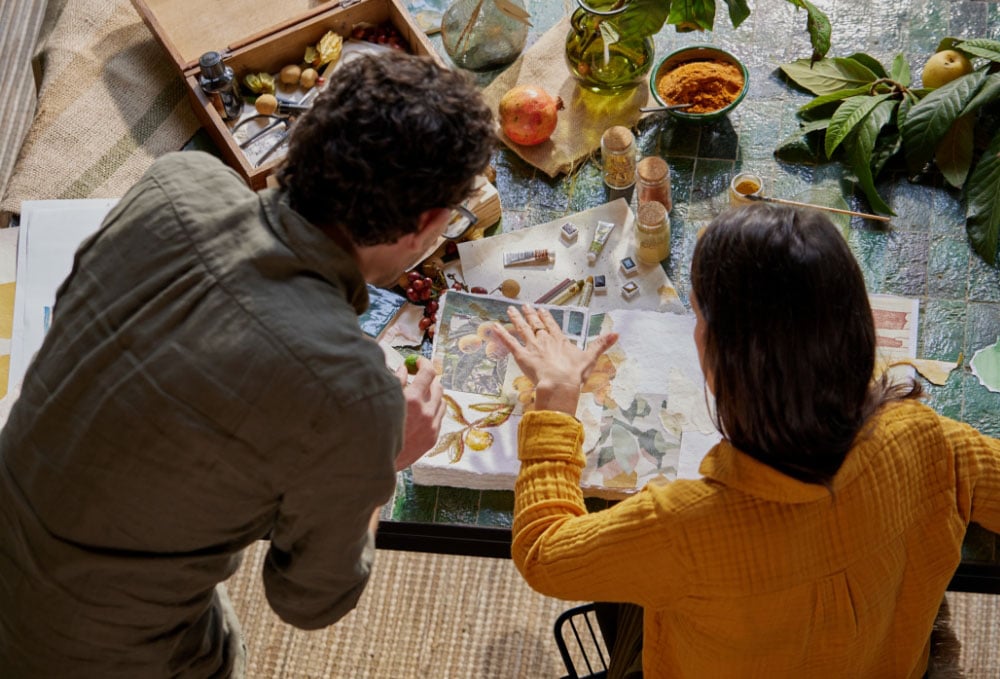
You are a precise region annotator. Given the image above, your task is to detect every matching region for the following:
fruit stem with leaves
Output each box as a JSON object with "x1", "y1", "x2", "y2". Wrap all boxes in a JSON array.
[{"x1": 776, "y1": 38, "x2": 1000, "y2": 265}]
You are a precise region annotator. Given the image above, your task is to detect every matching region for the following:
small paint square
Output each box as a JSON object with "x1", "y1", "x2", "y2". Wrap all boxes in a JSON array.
[
  {"x1": 621, "y1": 281, "x2": 640, "y2": 299},
  {"x1": 593, "y1": 274, "x2": 607, "y2": 294},
  {"x1": 619, "y1": 256, "x2": 638, "y2": 277},
  {"x1": 560, "y1": 222, "x2": 579, "y2": 244}
]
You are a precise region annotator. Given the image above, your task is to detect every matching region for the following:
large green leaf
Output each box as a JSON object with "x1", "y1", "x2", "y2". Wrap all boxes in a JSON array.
[
  {"x1": 798, "y1": 85, "x2": 870, "y2": 113},
  {"x1": 720, "y1": 0, "x2": 750, "y2": 28},
  {"x1": 846, "y1": 98, "x2": 898, "y2": 215},
  {"x1": 781, "y1": 57, "x2": 878, "y2": 95},
  {"x1": 890, "y1": 53, "x2": 911, "y2": 87},
  {"x1": 961, "y1": 73, "x2": 1000, "y2": 116},
  {"x1": 900, "y1": 69, "x2": 988, "y2": 174},
  {"x1": 617, "y1": 0, "x2": 671, "y2": 39},
  {"x1": 935, "y1": 113, "x2": 976, "y2": 188},
  {"x1": 956, "y1": 39, "x2": 1000, "y2": 63},
  {"x1": 848, "y1": 52, "x2": 888, "y2": 79},
  {"x1": 872, "y1": 129, "x2": 902, "y2": 178},
  {"x1": 667, "y1": 0, "x2": 715, "y2": 31},
  {"x1": 825, "y1": 93, "x2": 892, "y2": 158},
  {"x1": 965, "y1": 129, "x2": 1000, "y2": 265}
]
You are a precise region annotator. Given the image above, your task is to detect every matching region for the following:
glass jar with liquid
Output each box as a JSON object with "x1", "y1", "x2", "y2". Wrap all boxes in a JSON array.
[{"x1": 635, "y1": 200, "x2": 670, "y2": 265}]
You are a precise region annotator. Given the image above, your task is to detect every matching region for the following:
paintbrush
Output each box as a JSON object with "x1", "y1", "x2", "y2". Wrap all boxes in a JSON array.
[{"x1": 745, "y1": 194, "x2": 891, "y2": 223}]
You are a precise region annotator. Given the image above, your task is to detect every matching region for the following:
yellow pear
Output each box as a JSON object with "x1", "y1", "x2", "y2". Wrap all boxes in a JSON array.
[{"x1": 921, "y1": 49, "x2": 973, "y2": 88}]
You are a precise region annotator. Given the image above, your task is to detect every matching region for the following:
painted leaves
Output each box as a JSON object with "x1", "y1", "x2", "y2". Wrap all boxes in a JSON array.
[
  {"x1": 777, "y1": 38, "x2": 1000, "y2": 265},
  {"x1": 427, "y1": 395, "x2": 515, "y2": 463}
]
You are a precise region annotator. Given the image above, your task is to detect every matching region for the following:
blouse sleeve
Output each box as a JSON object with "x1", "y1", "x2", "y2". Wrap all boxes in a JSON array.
[
  {"x1": 945, "y1": 415, "x2": 1000, "y2": 532},
  {"x1": 512, "y1": 410, "x2": 688, "y2": 608}
]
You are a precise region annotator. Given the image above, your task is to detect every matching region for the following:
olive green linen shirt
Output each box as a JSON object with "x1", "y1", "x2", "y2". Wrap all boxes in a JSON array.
[
  {"x1": 514, "y1": 401, "x2": 1000, "y2": 678},
  {"x1": 0, "y1": 152, "x2": 404, "y2": 677}
]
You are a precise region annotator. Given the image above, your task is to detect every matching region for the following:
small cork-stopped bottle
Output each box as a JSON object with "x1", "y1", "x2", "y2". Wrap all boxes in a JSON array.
[
  {"x1": 636, "y1": 156, "x2": 672, "y2": 211},
  {"x1": 634, "y1": 200, "x2": 671, "y2": 265},
  {"x1": 601, "y1": 126, "x2": 636, "y2": 202}
]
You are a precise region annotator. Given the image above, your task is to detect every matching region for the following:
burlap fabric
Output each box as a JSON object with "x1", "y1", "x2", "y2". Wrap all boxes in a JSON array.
[
  {"x1": 481, "y1": 15, "x2": 650, "y2": 178},
  {"x1": 0, "y1": 0, "x2": 199, "y2": 215}
]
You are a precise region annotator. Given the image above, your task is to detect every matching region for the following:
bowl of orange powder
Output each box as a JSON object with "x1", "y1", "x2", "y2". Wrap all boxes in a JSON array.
[{"x1": 649, "y1": 45, "x2": 749, "y2": 122}]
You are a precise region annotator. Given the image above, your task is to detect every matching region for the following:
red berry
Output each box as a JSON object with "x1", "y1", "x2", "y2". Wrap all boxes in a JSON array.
[
  {"x1": 408, "y1": 271, "x2": 422, "y2": 283},
  {"x1": 426, "y1": 300, "x2": 439, "y2": 313},
  {"x1": 406, "y1": 287, "x2": 419, "y2": 303},
  {"x1": 471, "y1": 286, "x2": 488, "y2": 294},
  {"x1": 419, "y1": 317, "x2": 433, "y2": 331},
  {"x1": 452, "y1": 283, "x2": 465, "y2": 291},
  {"x1": 412, "y1": 279, "x2": 425, "y2": 291}
]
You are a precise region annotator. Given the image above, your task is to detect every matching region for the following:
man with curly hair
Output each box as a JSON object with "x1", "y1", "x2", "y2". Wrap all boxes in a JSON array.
[{"x1": 0, "y1": 51, "x2": 496, "y2": 677}]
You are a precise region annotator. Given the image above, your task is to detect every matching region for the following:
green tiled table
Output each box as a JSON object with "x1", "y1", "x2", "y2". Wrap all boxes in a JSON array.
[{"x1": 377, "y1": 0, "x2": 1000, "y2": 593}]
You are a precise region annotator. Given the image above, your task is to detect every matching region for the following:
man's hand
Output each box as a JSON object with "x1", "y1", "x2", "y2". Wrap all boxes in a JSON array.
[{"x1": 393, "y1": 356, "x2": 445, "y2": 471}]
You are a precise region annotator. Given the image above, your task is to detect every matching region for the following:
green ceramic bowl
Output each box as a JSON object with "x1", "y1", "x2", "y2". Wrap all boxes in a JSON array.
[{"x1": 649, "y1": 45, "x2": 749, "y2": 122}]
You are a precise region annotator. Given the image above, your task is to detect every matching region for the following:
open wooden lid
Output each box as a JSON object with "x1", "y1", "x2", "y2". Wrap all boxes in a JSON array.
[{"x1": 130, "y1": 0, "x2": 351, "y2": 73}]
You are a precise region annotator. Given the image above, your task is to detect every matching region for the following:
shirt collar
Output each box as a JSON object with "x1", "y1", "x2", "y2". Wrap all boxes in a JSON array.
[
  {"x1": 699, "y1": 439, "x2": 834, "y2": 503},
  {"x1": 259, "y1": 188, "x2": 370, "y2": 314}
]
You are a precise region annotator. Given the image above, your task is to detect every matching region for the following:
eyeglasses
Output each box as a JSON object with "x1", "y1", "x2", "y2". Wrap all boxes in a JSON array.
[{"x1": 442, "y1": 204, "x2": 479, "y2": 240}]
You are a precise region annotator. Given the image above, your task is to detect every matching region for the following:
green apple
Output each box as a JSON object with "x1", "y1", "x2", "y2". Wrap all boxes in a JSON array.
[{"x1": 921, "y1": 49, "x2": 973, "y2": 89}]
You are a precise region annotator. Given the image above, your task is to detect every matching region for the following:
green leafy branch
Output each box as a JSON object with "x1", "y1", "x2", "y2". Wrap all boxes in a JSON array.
[
  {"x1": 590, "y1": 0, "x2": 831, "y2": 60},
  {"x1": 776, "y1": 38, "x2": 1000, "y2": 265}
]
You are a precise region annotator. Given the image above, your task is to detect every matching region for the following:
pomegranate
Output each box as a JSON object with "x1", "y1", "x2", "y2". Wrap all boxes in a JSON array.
[{"x1": 498, "y1": 85, "x2": 564, "y2": 146}]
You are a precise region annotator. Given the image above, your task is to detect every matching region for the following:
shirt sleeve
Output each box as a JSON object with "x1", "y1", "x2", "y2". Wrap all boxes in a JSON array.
[
  {"x1": 261, "y1": 390, "x2": 402, "y2": 630},
  {"x1": 512, "y1": 410, "x2": 687, "y2": 608},
  {"x1": 945, "y1": 415, "x2": 1000, "y2": 533}
]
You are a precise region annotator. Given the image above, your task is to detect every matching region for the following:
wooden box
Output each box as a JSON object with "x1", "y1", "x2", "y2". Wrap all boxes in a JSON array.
[{"x1": 131, "y1": 0, "x2": 442, "y2": 190}]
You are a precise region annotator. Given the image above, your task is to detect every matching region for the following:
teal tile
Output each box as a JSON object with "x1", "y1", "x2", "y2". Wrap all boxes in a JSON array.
[
  {"x1": 738, "y1": 100, "x2": 788, "y2": 162},
  {"x1": 968, "y1": 252, "x2": 1000, "y2": 303},
  {"x1": 567, "y1": 160, "x2": 607, "y2": 213},
  {"x1": 391, "y1": 470, "x2": 439, "y2": 522},
  {"x1": 434, "y1": 486, "x2": 482, "y2": 525},
  {"x1": 689, "y1": 158, "x2": 736, "y2": 222},
  {"x1": 847, "y1": 227, "x2": 890, "y2": 292},
  {"x1": 889, "y1": 180, "x2": 933, "y2": 233},
  {"x1": 477, "y1": 490, "x2": 515, "y2": 528},
  {"x1": 966, "y1": 302, "x2": 1000, "y2": 351},
  {"x1": 930, "y1": 185, "x2": 967, "y2": 238},
  {"x1": 920, "y1": 298, "x2": 967, "y2": 360},
  {"x1": 881, "y1": 231, "x2": 929, "y2": 297},
  {"x1": 926, "y1": 237, "x2": 970, "y2": 299},
  {"x1": 964, "y1": 377, "x2": 1000, "y2": 438},
  {"x1": 923, "y1": 370, "x2": 964, "y2": 421},
  {"x1": 697, "y1": 117, "x2": 740, "y2": 161}
]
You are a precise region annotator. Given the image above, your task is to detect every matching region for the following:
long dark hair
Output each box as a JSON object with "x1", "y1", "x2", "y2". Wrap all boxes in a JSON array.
[{"x1": 691, "y1": 203, "x2": 921, "y2": 485}]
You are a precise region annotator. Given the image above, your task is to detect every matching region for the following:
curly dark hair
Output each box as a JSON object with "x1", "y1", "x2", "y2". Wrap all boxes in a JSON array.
[
  {"x1": 278, "y1": 51, "x2": 497, "y2": 246},
  {"x1": 691, "y1": 203, "x2": 921, "y2": 486}
]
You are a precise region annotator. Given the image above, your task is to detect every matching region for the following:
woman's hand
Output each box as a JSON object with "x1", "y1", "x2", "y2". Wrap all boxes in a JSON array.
[{"x1": 492, "y1": 304, "x2": 618, "y2": 415}]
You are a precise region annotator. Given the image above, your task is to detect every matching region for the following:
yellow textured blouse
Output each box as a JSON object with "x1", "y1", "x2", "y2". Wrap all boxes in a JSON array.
[{"x1": 512, "y1": 400, "x2": 1000, "y2": 678}]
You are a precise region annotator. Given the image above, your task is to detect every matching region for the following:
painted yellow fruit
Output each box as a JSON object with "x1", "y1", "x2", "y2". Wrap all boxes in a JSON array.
[
  {"x1": 921, "y1": 50, "x2": 973, "y2": 89},
  {"x1": 457, "y1": 334, "x2": 483, "y2": 353},
  {"x1": 465, "y1": 428, "x2": 494, "y2": 451}
]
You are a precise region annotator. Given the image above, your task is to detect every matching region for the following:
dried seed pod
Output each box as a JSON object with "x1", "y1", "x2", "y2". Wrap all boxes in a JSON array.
[
  {"x1": 500, "y1": 279, "x2": 520, "y2": 298},
  {"x1": 280, "y1": 64, "x2": 302, "y2": 85}
]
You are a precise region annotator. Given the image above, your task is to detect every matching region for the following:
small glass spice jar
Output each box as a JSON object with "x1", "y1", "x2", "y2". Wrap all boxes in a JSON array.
[
  {"x1": 728, "y1": 172, "x2": 763, "y2": 206},
  {"x1": 636, "y1": 156, "x2": 672, "y2": 211},
  {"x1": 634, "y1": 200, "x2": 671, "y2": 265},
  {"x1": 601, "y1": 126, "x2": 636, "y2": 201}
]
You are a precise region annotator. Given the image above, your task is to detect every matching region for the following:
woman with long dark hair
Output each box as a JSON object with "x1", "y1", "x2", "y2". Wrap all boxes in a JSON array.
[{"x1": 492, "y1": 203, "x2": 1000, "y2": 677}]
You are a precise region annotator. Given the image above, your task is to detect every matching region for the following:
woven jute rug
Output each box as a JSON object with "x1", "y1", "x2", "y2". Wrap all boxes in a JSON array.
[
  {"x1": 0, "y1": 0, "x2": 198, "y2": 215},
  {"x1": 225, "y1": 541, "x2": 579, "y2": 678},
  {"x1": 226, "y1": 539, "x2": 1000, "y2": 678}
]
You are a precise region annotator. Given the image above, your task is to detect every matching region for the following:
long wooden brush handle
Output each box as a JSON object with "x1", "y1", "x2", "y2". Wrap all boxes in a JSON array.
[{"x1": 749, "y1": 195, "x2": 892, "y2": 223}]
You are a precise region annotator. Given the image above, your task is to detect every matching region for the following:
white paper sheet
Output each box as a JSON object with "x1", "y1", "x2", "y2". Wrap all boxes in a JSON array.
[
  {"x1": 457, "y1": 199, "x2": 686, "y2": 314},
  {"x1": 9, "y1": 199, "x2": 116, "y2": 392}
]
